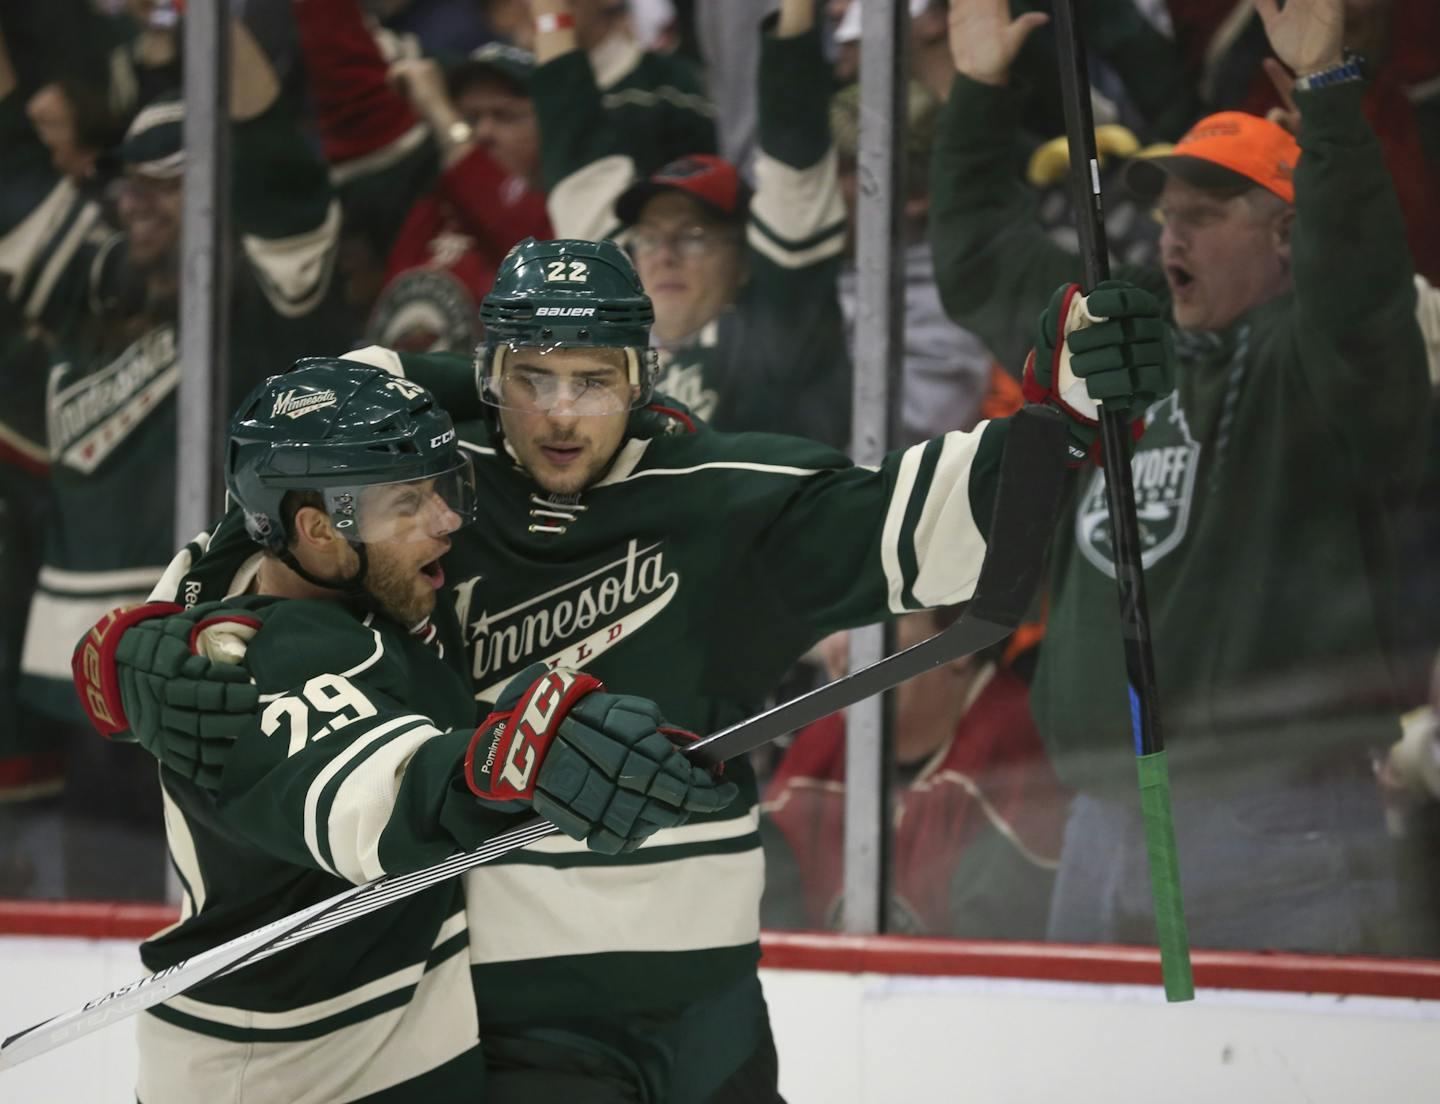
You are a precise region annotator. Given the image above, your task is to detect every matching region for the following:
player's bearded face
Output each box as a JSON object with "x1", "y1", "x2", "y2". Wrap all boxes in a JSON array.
[
  {"x1": 496, "y1": 348, "x2": 633, "y2": 496},
  {"x1": 348, "y1": 481, "x2": 462, "y2": 625}
]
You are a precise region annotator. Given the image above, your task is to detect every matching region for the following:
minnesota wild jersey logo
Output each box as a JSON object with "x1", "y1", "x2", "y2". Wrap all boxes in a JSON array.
[
  {"x1": 50, "y1": 326, "x2": 179, "y2": 474},
  {"x1": 453, "y1": 538, "x2": 682, "y2": 701},
  {"x1": 1077, "y1": 394, "x2": 1200, "y2": 578}
]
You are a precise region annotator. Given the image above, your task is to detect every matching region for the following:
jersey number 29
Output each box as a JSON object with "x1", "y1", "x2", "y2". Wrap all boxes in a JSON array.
[{"x1": 261, "y1": 674, "x2": 378, "y2": 757}]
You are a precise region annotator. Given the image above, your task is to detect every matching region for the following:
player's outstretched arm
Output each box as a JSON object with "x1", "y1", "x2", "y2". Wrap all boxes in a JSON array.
[{"x1": 75, "y1": 606, "x2": 736, "y2": 855}]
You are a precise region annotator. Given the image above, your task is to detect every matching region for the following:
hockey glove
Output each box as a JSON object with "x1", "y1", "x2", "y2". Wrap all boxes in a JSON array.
[
  {"x1": 73, "y1": 601, "x2": 261, "y2": 790},
  {"x1": 466, "y1": 663, "x2": 739, "y2": 855},
  {"x1": 1023, "y1": 279, "x2": 1174, "y2": 466}
]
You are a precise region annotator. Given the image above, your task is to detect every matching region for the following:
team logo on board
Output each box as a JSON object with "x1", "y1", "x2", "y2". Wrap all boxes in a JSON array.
[{"x1": 1076, "y1": 394, "x2": 1200, "y2": 577}]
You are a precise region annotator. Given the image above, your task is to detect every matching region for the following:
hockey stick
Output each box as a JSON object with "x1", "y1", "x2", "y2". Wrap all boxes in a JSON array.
[
  {"x1": 1050, "y1": 0, "x2": 1193, "y2": 1002},
  {"x1": 0, "y1": 408, "x2": 1067, "y2": 1072}
]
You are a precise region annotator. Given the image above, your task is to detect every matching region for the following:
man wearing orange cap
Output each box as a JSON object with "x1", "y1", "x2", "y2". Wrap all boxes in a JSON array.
[{"x1": 930, "y1": 0, "x2": 1431, "y2": 953}]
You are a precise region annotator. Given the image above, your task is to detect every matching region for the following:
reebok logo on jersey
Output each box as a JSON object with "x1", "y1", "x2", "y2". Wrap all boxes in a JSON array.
[
  {"x1": 272, "y1": 388, "x2": 339, "y2": 419},
  {"x1": 534, "y1": 307, "x2": 595, "y2": 317}
]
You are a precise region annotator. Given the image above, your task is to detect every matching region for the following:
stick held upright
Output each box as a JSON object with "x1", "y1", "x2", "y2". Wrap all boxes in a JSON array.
[{"x1": 1049, "y1": 0, "x2": 1194, "y2": 1002}]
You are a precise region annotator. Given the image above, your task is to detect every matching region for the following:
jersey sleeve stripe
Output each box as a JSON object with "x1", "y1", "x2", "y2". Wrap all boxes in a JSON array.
[
  {"x1": 548, "y1": 153, "x2": 632, "y2": 241},
  {"x1": 302, "y1": 715, "x2": 433, "y2": 877},
  {"x1": 880, "y1": 442, "x2": 926, "y2": 613},
  {"x1": 746, "y1": 219, "x2": 846, "y2": 271},
  {"x1": 239, "y1": 199, "x2": 342, "y2": 320},
  {"x1": 906, "y1": 429, "x2": 988, "y2": 607},
  {"x1": 521, "y1": 806, "x2": 759, "y2": 854},
  {"x1": 748, "y1": 148, "x2": 846, "y2": 261},
  {"x1": 160, "y1": 908, "x2": 466, "y2": 1032},
  {"x1": 320, "y1": 722, "x2": 445, "y2": 883},
  {"x1": 897, "y1": 437, "x2": 947, "y2": 608},
  {"x1": 161, "y1": 782, "x2": 206, "y2": 922},
  {"x1": 327, "y1": 120, "x2": 431, "y2": 187}
]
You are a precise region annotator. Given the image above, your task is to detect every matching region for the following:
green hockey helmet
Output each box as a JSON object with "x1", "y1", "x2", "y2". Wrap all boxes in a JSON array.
[
  {"x1": 227, "y1": 359, "x2": 478, "y2": 550},
  {"x1": 477, "y1": 237, "x2": 658, "y2": 415}
]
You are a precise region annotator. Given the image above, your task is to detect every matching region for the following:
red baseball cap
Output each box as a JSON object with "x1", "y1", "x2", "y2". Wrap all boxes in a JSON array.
[
  {"x1": 615, "y1": 154, "x2": 752, "y2": 226},
  {"x1": 1123, "y1": 112, "x2": 1299, "y2": 204}
]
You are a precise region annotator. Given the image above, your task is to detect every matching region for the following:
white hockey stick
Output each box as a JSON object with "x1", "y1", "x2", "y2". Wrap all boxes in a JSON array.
[{"x1": 0, "y1": 408, "x2": 1066, "y2": 1073}]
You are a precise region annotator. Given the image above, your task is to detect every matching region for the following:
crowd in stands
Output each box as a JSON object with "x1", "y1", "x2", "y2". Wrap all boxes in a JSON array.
[{"x1": 1, "y1": 0, "x2": 1438, "y2": 960}]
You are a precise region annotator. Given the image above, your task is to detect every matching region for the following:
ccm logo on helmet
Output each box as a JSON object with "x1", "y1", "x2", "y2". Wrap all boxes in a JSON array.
[
  {"x1": 534, "y1": 307, "x2": 596, "y2": 317},
  {"x1": 430, "y1": 429, "x2": 456, "y2": 448}
]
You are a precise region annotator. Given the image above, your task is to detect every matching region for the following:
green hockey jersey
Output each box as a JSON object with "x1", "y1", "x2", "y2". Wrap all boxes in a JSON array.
[
  {"x1": 18, "y1": 101, "x2": 354, "y2": 724},
  {"x1": 135, "y1": 588, "x2": 521, "y2": 1103},
  {"x1": 337, "y1": 346, "x2": 1010, "y2": 1026},
  {"x1": 929, "y1": 77, "x2": 1430, "y2": 796},
  {"x1": 158, "y1": 345, "x2": 1011, "y2": 1049},
  {"x1": 539, "y1": 22, "x2": 851, "y2": 446}
]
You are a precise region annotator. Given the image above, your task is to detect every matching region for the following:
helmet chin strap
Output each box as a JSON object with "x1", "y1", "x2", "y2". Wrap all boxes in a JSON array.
[{"x1": 277, "y1": 541, "x2": 373, "y2": 605}]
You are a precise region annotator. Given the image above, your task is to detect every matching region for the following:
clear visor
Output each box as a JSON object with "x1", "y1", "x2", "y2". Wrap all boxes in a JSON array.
[
  {"x1": 323, "y1": 457, "x2": 479, "y2": 545},
  {"x1": 481, "y1": 344, "x2": 642, "y2": 416}
]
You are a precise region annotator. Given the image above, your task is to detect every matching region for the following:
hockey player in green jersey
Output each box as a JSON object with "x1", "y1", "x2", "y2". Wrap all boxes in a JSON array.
[
  {"x1": 73, "y1": 361, "x2": 735, "y2": 1102},
  {"x1": 96, "y1": 237, "x2": 1173, "y2": 1102}
]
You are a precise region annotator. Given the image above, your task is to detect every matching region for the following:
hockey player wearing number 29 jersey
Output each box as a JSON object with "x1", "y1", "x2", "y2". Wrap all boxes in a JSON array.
[
  {"x1": 113, "y1": 238, "x2": 1173, "y2": 1101},
  {"x1": 75, "y1": 362, "x2": 733, "y2": 1103}
]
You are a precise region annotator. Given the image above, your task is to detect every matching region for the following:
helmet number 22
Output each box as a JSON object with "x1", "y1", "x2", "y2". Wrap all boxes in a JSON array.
[{"x1": 544, "y1": 260, "x2": 589, "y2": 283}]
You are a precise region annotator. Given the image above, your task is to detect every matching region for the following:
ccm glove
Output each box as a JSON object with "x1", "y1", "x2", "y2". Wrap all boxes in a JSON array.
[
  {"x1": 1023, "y1": 279, "x2": 1174, "y2": 466},
  {"x1": 466, "y1": 663, "x2": 739, "y2": 855},
  {"x1": 73, "y1": 601, "x2": 261, "y2": 789}
]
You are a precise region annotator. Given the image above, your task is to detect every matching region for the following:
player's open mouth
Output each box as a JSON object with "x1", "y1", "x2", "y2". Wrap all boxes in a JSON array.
[
  {"x1": 420, "y1": 560, "x2": 444, "y2": 589},
  {"x1": 1166, "y1": 264, "x2": 1195, "y2": 295},
  {"x1": 540, "y1": 444, "x2": 583, "y2": 466}
]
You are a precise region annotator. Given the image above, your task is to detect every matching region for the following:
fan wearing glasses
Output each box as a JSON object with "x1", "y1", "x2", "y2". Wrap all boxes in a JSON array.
[{"x1": 536, "y1": 0, "x2": 852, "y2": 447}]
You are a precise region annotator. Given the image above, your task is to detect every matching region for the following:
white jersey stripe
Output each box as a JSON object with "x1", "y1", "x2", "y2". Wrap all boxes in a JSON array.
[
  {"x1": 21, "y1": 585, "x2": 157, "y2": 681},
  {"x1": 325, "y1": 723, "x2": 444, "y2": 883},
  {"x1": 617, "y1": 460, "x2": 830, "y2": 482},
  {"x1": 465, "y1": 842, "x2": 763, "y2": 965},
  {"x1": 520, "y1": 805, "x2": 759, "y2": 855},
  {"x1": 908, "y1": 427, "x2": 988, "y2": 607},
  {"x1": 161, "y1": 783, "x2": 206, "y2": 921},
  {"x1": 301, "y1": 715, "x2": 431, "y2": 877},
  {"x1": 880, "y1": 442, "x2": 926, "y2": 613},
  {"x1": 37, "y1": 563, "x2": 171, "y2": 592}
]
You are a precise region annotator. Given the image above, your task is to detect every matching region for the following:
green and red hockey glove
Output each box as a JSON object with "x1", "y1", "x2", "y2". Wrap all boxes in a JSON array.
[
  {"x1": 1023, "y1": 279, "x2": 1174, "y2": 466},
  {"x1": 466, "y1": 663, "x2": 739, "y2": 855},
  {"x1": 73, "y1": 601, "x2": 262, "y2": 790}
]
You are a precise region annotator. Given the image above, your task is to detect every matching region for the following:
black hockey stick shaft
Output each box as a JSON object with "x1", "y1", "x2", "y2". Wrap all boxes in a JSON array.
[
  {"x1": 0, "y1": 409, "x2": 1068, "y2": 1071},
  {"x1": 1050, "y1": 0, "x2": 1192, "y2": 1001}
]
